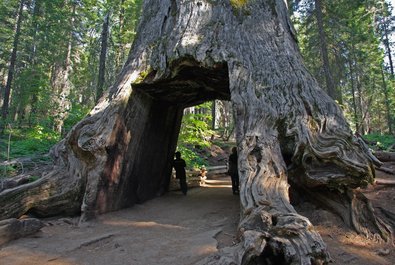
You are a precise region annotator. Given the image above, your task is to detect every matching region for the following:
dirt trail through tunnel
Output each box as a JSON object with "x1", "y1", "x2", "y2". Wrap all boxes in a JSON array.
[{"x1": 0, "y1": 179, "x2": 240, "y2": 265}]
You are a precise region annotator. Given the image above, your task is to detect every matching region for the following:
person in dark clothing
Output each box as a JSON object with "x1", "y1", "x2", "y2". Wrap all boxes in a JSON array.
[
  {"x1": 228, "y1": 147, "x2": 239, "y2": 195},
  {"x1": 173, "y1": 151, "x2": 188, "y2": 195}
]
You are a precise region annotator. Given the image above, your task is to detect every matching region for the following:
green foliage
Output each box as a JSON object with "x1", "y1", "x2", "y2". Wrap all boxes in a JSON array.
[
  {"x1": 29, "y1": 175, "x2": 40, "y2": 182},
  {"x1": 1, "y1": 125, "x2": 59, "y2": 160},
  {"x1": 0, "y1": 0, "x2": 144, "y2": 136},
  {"x1": 177, "y1": 102, "x2": 214, "y2": 169},
  {"x1": 176, "y1": 146, "x2": 208, "y2": 170},
  {"x1": 178, "y1": 114, "x2": 212, "y2": 147},
  {"x1": 230, "y1": 0, "x2": 248, "y2": 9},
  {"x1": 63, "y1": 103, "x2": 91, "y2": 133},
  {"x1": 291, "y1": 0, "x2": 394, "y2": 134},
  {"x1": 1, "y1": 165, "x2": 17, "y2": 178},
  {"x1": 178, "y1": 102, "x2": 214, "y2": 148},
  {"x1": 363, "y1": 133, "x2": 395, "y2": 150}
]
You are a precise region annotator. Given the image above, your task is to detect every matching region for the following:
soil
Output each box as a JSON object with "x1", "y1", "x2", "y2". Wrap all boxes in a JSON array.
[{"x1": 1, "y1": 160, "x2": 395, "y2": 264}]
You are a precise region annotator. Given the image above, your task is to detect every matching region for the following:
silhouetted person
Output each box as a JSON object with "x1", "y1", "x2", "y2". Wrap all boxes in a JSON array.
[
  {"x1": 228, "y1": 147, "x2": 239, "y2": 195},
  {"x1": 173, "y1": 151, "x2": 188, "y2": 195}
]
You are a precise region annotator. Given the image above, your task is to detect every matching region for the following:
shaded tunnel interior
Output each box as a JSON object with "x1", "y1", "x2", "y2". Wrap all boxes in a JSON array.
[
  {"x1": 119, "y1": 60, "x2": 231, "y2": 206},
  {"x1": 134, "y1": 59, "x2": 231, "y2": 107}
]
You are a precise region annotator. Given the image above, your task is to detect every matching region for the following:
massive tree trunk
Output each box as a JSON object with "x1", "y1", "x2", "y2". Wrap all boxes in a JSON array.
[{"x1": 0, "y1": 0, "x2": 391, "y2": 263}]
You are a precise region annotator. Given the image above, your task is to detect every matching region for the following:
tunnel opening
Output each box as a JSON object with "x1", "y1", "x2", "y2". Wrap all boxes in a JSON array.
[{"x1": 118, "y1": 59, "x2": 233, "y2": 207}]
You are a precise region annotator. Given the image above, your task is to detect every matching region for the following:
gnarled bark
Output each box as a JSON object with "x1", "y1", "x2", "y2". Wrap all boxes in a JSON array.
[{"x1": 0, "y1": 0, "x2": 391, "y2": 263}]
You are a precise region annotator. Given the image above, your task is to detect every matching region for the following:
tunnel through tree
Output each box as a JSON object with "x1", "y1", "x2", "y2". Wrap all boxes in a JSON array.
[{"x1": 0, "y1": 1, "x2": 391, "y2": 264}]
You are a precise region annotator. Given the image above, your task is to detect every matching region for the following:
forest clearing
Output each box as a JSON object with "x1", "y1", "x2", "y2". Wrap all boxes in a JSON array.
[{"x1": 2, "y1": 0, "x2": 395, "y2": 264}]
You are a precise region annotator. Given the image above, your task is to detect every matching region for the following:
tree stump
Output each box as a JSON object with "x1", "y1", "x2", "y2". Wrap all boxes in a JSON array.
[{"x1": 0, "y1": 0, "x2": 391, "y2": 263}]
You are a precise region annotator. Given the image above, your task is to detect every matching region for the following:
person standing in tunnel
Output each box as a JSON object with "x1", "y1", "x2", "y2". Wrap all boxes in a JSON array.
[
  {"x1": 173, "y1": 151, "x2": 188, "y2": 195},
  {"x1": 228, "y1": 147, "x2": 239, "y2": 195}
]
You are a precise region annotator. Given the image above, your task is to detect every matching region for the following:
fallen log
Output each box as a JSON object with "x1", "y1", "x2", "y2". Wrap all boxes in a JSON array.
[
  {"x1": 375, "y1": 178, "x2": 395, "y2": 186},
  {"x1": 0, "y1": 154, "x2": 51, "y2": 167},
  {"x1": 0, "y1": 218, "x2": 44, "y2": 246},
  {"x1": 374, "y1": 151, "x2": 395, "y2": 162},
  {"x1": 375, "y1": 166, "x2": 395, "y2": 175},
  {"x1": 0, "y1": 174, "x2": 32, "y2": 193}
]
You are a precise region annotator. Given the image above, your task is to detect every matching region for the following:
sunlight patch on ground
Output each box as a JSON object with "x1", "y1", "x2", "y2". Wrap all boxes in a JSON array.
[
  {"x1": 201, "y1": 179, "x2": 232, "y2": 188},
  {"x1": 193, "y1": 244, "x2": 217, "y2": 255},
  {"x1": 102, "y1": 220, "x2": 186, "y2": 230},
  {"x1": 201, "y1": 183, "x2": 232, "y2": 188}
]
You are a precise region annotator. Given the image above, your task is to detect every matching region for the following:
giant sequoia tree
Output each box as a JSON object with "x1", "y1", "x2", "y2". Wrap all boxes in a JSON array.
[{"x1": 0, "y1": 0, "x2": 391, "y2": 264}]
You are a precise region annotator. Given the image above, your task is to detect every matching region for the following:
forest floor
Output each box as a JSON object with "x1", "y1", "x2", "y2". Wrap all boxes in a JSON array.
[{"x1": 0, "y1": 147, "x2": 395, "y2": 264}]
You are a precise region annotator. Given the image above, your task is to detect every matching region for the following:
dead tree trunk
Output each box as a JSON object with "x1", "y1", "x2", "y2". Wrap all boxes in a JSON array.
[{"x1": 0, "y1": 0, "x2": 391, "y2": 263}]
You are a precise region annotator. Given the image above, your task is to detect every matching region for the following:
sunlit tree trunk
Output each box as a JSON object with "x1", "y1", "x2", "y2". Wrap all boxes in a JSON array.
[
  {"x1": 51, "y1": 1, "x2": 76, "y2": 134},
  {"x1": 381, "y1": 19, "x2": 394, "y2": 78}
]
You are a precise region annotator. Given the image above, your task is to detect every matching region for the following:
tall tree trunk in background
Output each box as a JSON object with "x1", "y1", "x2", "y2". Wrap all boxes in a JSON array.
[
  {"x1": 115, "y1": 0, "x2": 125, "y2": 73},
  {"x1": 96, "y1": 13, "x2": 110, "y2": 102},
  {"x1": 1, "y1": 1, "x2": 391, "y2": 264},
  {"x1": 51, "y1": 2, "x2": 75, "y2": 134},
  {"x1": 0, "y1": 69, "x2": 5, "y2": 104},
  {"x1": 211, "y1": 100, "x2": 216, "y2": 130},
  {"x1": 27, "y1": 0, "x2": 41, "y2": 126},
  {"x1": 1, "y1": 0, "x2": 25, "y2": 127},
  {"x1": 381, "y1": 65, "x2": 393, "y2": 134},
  {"x1": 218, "y1": 100, "x2": 233, "y2": 140},
  {"x1": 314, "y1": 0, "x2": 336, "y2": 100},
  {"x1": 382, "y1": 20, "x2": 394, "y2": 78},
  {"x1": 348, "y1": 59, "x2": 359, "y2": 132},
  {"x1": 356, "y1": 75, "x2": 365, "y2": 133}
]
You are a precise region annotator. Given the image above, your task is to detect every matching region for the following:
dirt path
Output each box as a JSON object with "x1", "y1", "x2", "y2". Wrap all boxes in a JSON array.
[
  {"x1": 1, "y1": 175, "x2": 394, "y2": 265},
  {"x1": 0, "y1": 180, "x2": 240, "y2": 265}
]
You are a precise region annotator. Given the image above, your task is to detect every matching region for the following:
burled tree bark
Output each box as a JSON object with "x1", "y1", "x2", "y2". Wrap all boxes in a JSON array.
[{"x1": 0, "y1": 0, "x2": 391, "y2": 263}]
